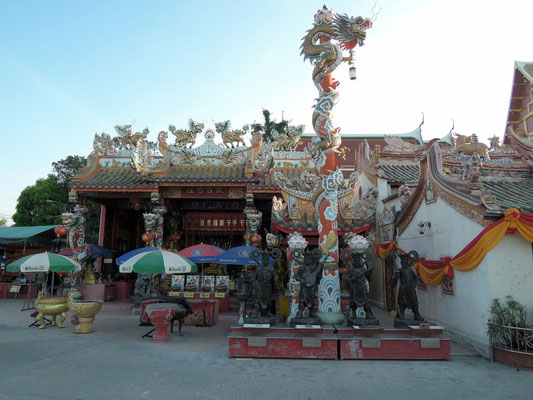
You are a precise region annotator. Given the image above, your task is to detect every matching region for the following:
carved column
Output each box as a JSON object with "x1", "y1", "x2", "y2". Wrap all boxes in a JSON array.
[
  {"x1": 152, "y1": 205, "x2": 167, "y2": 248},
  {"x1": 243, "y1": 193, "x2": 262, "y2": 246},
  {"x1": 286, "y1": 232, "x2": 308, "y2": 325},
  {"x1": 300, "y1": 6, "x2": 372, "y2": 324}
]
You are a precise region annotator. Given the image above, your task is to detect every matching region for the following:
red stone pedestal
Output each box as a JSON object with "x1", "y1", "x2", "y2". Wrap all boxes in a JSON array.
[
  {"x1": 229, "y1": 325, "x2": 338, "y2": 359},
  {"x1": 115, "y1": 282, "x2": 130, "y2": 300},
  {"x1": 337, "y1": 325, "x2": 450, "y2": 360},
  {"x1": 80, "y1": 284, "x2": 105, "y2": 301},
  {"x1": 145, "y1": 303, "x2": 177, "y2": 343},
  {"x1": 228, "y1": 324, "x2": 450, "y2": 360}
]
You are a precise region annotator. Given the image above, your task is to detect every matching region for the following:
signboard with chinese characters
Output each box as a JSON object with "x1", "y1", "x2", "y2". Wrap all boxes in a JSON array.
[
  {"x1": 166, "y1": 187, "x2": 244, "y2": 199},
  {"x1": 183, "y1": 212, "x2": 246, "y2": 231}
]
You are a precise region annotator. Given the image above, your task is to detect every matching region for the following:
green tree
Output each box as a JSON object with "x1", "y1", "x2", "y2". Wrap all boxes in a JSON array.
[
  {"x1": 12, "y1": 175, "x2": 66, "y2": 226},
  {"x1": 251, "y1": 109, "x2": 289, "y2": 143},
  {"x1": 52, "y1": 155, "x2": 87, "y2": 187},
  {"x1": 0, "y1": 217, "x2": 7, "y2": 226}
]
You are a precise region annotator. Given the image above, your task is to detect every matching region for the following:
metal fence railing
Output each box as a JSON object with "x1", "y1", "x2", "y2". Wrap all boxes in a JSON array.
[{"x1": 488, "y1": 321, "x2": 533, "y2": 362}]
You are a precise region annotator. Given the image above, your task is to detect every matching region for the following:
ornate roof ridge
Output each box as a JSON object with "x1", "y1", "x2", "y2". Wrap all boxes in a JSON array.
[{"x1": 302, "y1": 122, "x2": 424, "y2": 144}]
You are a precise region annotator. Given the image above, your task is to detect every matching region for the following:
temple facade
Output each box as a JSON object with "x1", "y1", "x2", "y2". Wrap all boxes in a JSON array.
[{"x1": 354, "y1": 61, "x2": 533, "y2": 356}]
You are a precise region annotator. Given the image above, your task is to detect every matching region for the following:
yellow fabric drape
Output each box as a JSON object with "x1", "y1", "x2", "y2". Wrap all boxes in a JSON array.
[
  {"x1": 375, "y1": 241, "x2": 396, "y2": 259},
  {"x1": 386, "y1": 209, "x2": 533, "y2": 285},
  {"x1": 415, "y1": 261, "x2": 450, "y2": 286}
]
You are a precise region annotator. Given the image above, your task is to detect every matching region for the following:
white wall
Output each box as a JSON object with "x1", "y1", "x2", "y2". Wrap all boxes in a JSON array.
[
  {"x1": 397, "y1": 196, "x2": 533, "y2": 356},
  {"x1": 397, "y1": 197, "x2": 492, "y2": 350},
  {"x1": 487, "y1": 234, "x2": 533, "y2": 324}
]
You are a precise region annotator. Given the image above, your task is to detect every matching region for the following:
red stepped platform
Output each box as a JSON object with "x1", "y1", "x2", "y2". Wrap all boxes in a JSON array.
[
  {"x1": 228, "y1": 324, "x2": 450, "y2": 360},
  {"x1": 229, "y1": 324, "x2": 338, "y2": 359},
  {"x1": 337, "y1": 325, "x2": 450, "y2": 360}
]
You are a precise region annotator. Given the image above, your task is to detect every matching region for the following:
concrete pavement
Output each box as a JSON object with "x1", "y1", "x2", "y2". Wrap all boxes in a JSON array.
[{"x1": 0, "y1": 299, "x2": 531, "y2": 400}]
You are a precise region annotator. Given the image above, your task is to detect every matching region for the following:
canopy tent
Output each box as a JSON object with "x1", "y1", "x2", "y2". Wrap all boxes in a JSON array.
[{"x1": 0, "y1": 225, "x2": 59, "y2": 245}]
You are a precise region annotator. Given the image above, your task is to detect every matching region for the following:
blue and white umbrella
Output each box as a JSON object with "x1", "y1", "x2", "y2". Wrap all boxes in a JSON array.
[{"x1": 215, "y1": 246, "x2": 275, "y2": 266}]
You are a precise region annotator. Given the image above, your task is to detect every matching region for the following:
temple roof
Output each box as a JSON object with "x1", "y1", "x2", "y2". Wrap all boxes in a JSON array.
[
  {"x1": 380, "y1": 164, "x2": 420, "y2": 185},
  {"x1": 482, "y1": 180, "x2": 533, "y2": 213},
  {"x1": 145, "y1": 166, "x2": 251, "y2": 183},
  {"x1": 71, "y1": 168, "x2": 156, "y2": 191},
  {"x1": 272, "y1": 212, "x2": 374, "y2": 235},
  {"x1": 249, "y1": 167, "x2": 314, "y2": 191}
]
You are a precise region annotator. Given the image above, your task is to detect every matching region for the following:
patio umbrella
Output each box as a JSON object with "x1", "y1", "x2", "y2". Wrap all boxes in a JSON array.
[
  {"x1": 178, "y1": 244, "x2": 224, "y2": 328},
  {"x1": 118, "y1": 250, "x2": 197, "y2": 274},
  {"x1": 178, "y1": 244, "x2": 224, "y2": 263},
  {"x1": 7, "y1": 252, "x2": 81, "y2": 273},
  {"x1": 215, "y1": 245, "x2": 275, "y2": 266},
  {"x1": 7, "y1": 252, "x2": 81, "y2": 296},
  {"x1": 116, "y1": 247, "x2": 158, "y2": 265}
]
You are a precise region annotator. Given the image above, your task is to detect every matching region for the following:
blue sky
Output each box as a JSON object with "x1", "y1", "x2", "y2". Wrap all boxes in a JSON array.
[{"x1": 1, "y1": 0, "x2": 532, "y2": 225}]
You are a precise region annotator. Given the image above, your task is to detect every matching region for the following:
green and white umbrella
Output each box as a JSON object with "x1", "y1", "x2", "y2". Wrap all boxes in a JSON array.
[
  {"x1": 7, "y1": 252, "x2": 81, "y2": 273},
  {"x1": 119, "y1": 249, "x2": 197, "y2": 274}
]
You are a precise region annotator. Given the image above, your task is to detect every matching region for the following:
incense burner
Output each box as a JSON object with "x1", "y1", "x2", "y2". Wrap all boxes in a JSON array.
[
  {"x1": 67, "y1": 300, "x2": 103, "y2": 333},
  {"x1": 35, "y1": 293, "x2": 69, "y2": 329}
]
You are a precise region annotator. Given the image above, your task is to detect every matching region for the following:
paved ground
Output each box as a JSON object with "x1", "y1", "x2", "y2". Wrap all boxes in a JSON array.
[{"x1": 0, "y1": 299, "x2": 531, "y2": 400}]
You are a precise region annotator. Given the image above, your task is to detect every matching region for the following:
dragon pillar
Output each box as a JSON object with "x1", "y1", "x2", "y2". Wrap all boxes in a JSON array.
[{"x1": 301, "y1": 6, "x2": 372, "y2": 323}]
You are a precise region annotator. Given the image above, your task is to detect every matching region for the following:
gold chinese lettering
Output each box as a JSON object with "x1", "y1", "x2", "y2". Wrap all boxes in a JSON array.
[
  {"x1": 200, "y1": 219, "x2": 205, "y2": 227},
  {"x1": 220, "y1": 219, "x2": 225, "y2": 227},
  {"x1": 213, "y1": 219, "x2": 218, "y2": 227},
  {"x1": 207, "y1": 219, "x2": 212, "y2": 227}
]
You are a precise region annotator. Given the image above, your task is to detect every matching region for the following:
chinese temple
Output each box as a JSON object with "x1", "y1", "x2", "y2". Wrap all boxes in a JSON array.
[{"x1": 63, "y1": 1, "x2": 533, "y2": 359}]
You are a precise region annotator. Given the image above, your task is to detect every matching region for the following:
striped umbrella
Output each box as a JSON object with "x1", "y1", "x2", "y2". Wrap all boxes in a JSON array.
[
  {"x1": 178, "y1": 244, "x2": 224, "y2": 263},
  {"x1": 119, "y1": 250, "x2": 197, "y2": 274},
  {"x1": 6, "y1": 252, "x2": 81, "y2": 273}
]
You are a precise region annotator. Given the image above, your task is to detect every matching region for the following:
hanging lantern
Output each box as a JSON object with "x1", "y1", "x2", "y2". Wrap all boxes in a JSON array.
[
  {"x1": 142, "y1": 232, "x2": 154, "y2": 243},
  {"x1": 251, "y1": 233, "x2": 262, "y2": 245},
  {"x1": 349, "y1": 64, "x2": 357, "y2": 80},
  {"x1": 54, "y1": 226, "x2": 67, "y2": 238}
]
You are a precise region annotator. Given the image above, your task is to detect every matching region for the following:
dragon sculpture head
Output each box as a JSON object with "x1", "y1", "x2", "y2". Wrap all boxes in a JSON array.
[
  {"x1": 333, "y1": 13, "x2": 372, "y2": 50},
  {"x1": 61, "y1": 212, "x2": 78, "y2": 228},
  {"x1": 143, "y1": 213, "x2": 159, "y2": 232}
]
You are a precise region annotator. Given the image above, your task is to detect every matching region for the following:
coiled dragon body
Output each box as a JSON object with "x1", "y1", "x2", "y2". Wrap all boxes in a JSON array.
[{"x1": 301, "y1": 6, "x2": 372, "y2": 155}]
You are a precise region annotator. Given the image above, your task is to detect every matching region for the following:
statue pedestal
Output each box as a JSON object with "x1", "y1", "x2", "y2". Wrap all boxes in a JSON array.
[
  {"x1": 244, "y1": 315, "x2": 276, "y2": 325},
  {"x1": 337, "y1": 325, "x2": 450, "y2": 360},
  {"x1": 290, "y1": 317, "x2": 321, "y2": 327},
  {"x1": 229, "y1": 324, "x2": 338, "y2": 359},
  {"x1": 348, "y1": 317, "x2": 380, "y2": 327},
  {"x1": 393, "y1": 317, "x2": 427, "y2": 329}
]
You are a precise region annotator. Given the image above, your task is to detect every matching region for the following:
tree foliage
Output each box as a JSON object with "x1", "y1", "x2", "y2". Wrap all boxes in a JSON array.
[
  {"x1": 251, "y1": 109, "x2": 289, "y2": 143},
  {"x1": 52, "y1": 155, "x2": 86, "y2": 187},
  {"x1": 0, "y1": 217, "x2": 7, "y2": 226},
  {"x1": 13, "y1": 156, "x2": 99, "y2": 243},
  {"x1": 12, "y1": 175, "x2": 66, "y2": 226}
]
